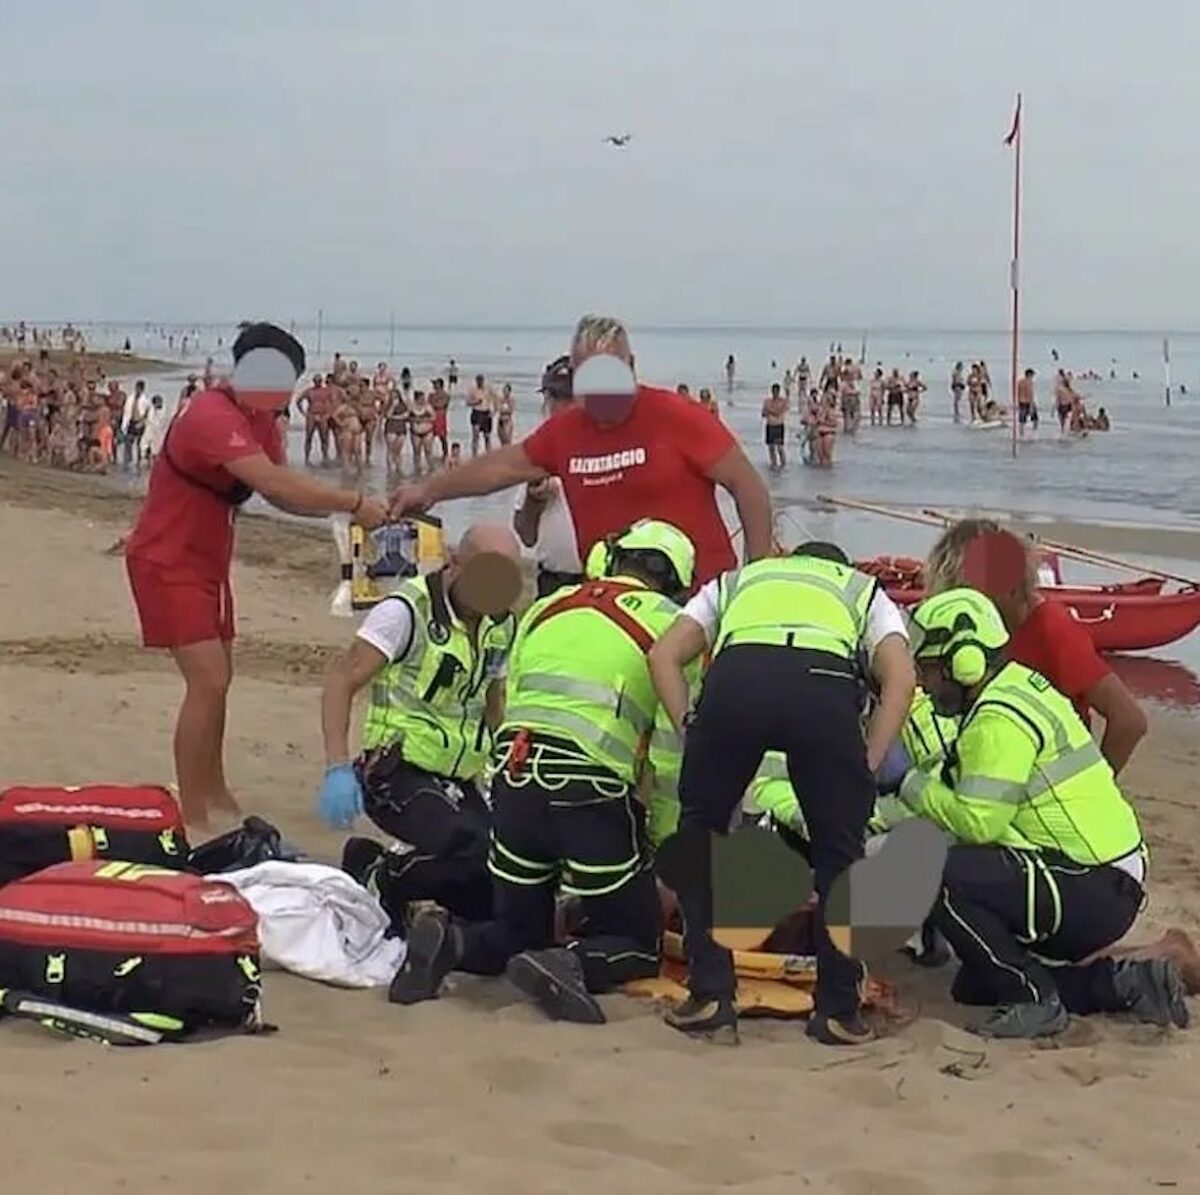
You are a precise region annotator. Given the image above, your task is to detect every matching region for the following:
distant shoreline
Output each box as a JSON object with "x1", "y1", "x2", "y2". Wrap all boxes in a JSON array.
[{"x1": 0, "y1": 348, "x2": 179, "y2": 375}]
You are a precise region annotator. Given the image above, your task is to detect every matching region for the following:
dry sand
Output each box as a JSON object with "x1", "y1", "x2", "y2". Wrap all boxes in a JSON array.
[{"x1": 1, "y1": 463, "x2": 1198, "y2": 1195}]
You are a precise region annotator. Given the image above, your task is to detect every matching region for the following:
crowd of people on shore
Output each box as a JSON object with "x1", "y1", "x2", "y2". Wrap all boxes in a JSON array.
[{"x1": 0, "y1": 354, "x2": 171, "y2": 472}]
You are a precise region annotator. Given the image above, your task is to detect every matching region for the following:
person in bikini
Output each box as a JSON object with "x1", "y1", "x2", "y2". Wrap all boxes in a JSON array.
[
  {"x1": 408, "y1": 389, "x2": 436, "y2": 474},
  {"x1": 496, "y1": 382, "x2": 515, "y2": 446},
  {"x1": 904, "y1": 370, "x2": 926, "y2": 425},
  {"x1": 333, "y1": 387, "x2": 364, "y2": 473},
  {"x1": 967, "y1": 364, "x2": 984, "y2": 423},
  {"x1": 384, "y1": 382, "x2": 410, "y2": 475},
  {"x1": 868, "y1": 367, "x2": 885, "y2": 426},
  {"x1": 816, "y1": 391, "x2": 839, "y2": 466},
  {"x1": 1054, "y1": 370, "x2": 1074, "y2": 432},
  {"x1": 356, "y1": 379, "x2": 380, "y2": 466},
  {"x1": 762, "y1": 381, "x2": 788, "y2": 472}
]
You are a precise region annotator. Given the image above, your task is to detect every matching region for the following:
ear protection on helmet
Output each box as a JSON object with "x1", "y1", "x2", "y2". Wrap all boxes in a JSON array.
[{"x1": 946, "y1": 639, "x2": 988, "y2": 687}]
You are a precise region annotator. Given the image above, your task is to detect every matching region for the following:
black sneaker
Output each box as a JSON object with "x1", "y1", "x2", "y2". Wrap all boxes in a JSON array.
[
  {"x1": 663, "y1": 995, "x2": 739, "y2": 1043},
  {"x1": 505, "y1": 948, "x2": 606, "y2": 1025},
  {"x1": 388, "y1": 910, "x2": 460, "y2": 1006},
  {"x1": 974, "y1": 995, "x2": 1068, "y2": 1039},
  {"x1": 806, "y1": 1011, "x2": 874, "y2": 1046},
  {"x1": 1112, "y1": 959, "x2": 1190, "y2": 1029},
  {"x1": 341, "y1": 836, "x2": 384, "y2": 888}
]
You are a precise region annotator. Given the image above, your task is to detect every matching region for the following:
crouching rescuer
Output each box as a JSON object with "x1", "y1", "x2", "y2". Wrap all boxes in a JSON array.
[
  {"x1": 391, "y1": 520, "x2": 697, "y2": 1024},
  {"x1": 903, "y1": 588, "x2": 1188, "y2": 1038},
  {"x1": 318, "y1": 524, "x2": 522, "y2": 923}
]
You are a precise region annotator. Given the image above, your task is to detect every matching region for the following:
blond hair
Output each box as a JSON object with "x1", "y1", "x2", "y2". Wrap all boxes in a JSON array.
[
  {"x1": 925, "y1": 518, "x2": 1038, "y2": 598},
  {"x1": 570, "y1": 314, "x2": 632, "y2": 366}
]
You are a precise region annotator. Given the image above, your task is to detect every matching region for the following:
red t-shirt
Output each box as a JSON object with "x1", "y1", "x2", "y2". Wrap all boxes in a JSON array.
[
  {"x1": 125, "y1": 386, "x2": 283, "y2": 582},
  {"x1": 1006, "y1": 600, "x2": 1110, "y2": 721},
  {"x1": 522, "y1": 385, "x2": 737, "y2": 585}
]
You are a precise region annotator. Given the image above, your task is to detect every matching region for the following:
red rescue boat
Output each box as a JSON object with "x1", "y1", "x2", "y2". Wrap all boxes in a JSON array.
[{"x1": 855, "y1": 556, "x2": 1200, "y2": 653}]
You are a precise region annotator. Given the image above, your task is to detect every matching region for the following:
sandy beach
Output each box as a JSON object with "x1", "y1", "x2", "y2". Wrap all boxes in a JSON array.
[{"x1": 1, "y1": 463, "x2": 1198, "y2": 1195}]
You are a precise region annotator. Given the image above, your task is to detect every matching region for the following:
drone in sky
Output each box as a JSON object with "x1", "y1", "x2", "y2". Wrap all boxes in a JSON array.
[{"x1": 604, "y1": 133, "x2": 633, "y2": 148}]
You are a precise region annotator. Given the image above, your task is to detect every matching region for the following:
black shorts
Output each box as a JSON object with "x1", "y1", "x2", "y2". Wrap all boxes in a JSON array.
[
  {"x1": 471, "y1": 409, "x2": 494, "y2": 433},
  {"x1": 887, "y1": 393, "x2": 904, "y2": 410},
  {"x1": 358, "y1": 749, "x2": 493, "y2": 922},
  {"x1": 765, "y1": 423, "x2": 784, "y2": 446}
]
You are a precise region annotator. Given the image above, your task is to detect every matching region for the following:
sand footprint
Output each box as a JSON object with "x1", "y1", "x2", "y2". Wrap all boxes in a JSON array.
[
  {"x1": 547, "y1": 1118, "x2": 777, "y2": 1186},
  {"x1": 830, "y1": 1169, "x2": 933, "y2": 1195}
]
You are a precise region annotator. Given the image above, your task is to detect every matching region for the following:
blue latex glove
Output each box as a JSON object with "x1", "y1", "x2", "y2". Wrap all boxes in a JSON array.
[
  {"x1": 318, "y1": 763, "x2": 364, "y2": 830},
  {"x1": 874, "y1": 740, "x2": 912, "y2": 794}
]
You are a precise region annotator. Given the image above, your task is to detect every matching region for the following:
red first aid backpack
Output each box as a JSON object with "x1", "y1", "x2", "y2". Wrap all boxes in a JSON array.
[
  {"x1": 0, "y1": 785, "x2": 189, "y2": 886},
  {"x1": 0, "y1": 861, "x2": 263, "y2": 1036}
]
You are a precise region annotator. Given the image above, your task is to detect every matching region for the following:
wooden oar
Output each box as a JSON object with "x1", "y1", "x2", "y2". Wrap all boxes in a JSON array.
[{"x1": 919, "y1": 506, "x2": 1198, "y2": 587}]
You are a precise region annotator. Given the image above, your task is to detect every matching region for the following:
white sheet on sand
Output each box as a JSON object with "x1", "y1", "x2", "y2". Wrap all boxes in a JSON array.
[{"x1": 214, "y1": 861, "x2": 406, "y2": 988}]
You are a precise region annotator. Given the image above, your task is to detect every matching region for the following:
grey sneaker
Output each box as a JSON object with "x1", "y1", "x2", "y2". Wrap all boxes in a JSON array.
[
  {"x1": 975, "y1": 994, "x2": 1069, "y2": 1039},
  {"x1": 505, "y1": 948, "x2": 606, "y2": 1025},
  {"x1": 388, "y1": 910, "x2": 460, "y2": 1006},
  {"x1": 1112, "y1": 959, "x2": 1190, "y2": 1028}
]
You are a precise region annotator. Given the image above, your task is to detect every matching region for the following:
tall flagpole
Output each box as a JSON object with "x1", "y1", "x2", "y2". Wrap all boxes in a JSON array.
[{"x1": 1006, "y1": 93, "x2": 1023, "y2": 461}]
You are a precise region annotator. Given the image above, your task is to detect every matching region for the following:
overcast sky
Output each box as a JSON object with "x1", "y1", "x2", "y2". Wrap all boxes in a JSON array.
[{"x1": 4, "y1": 1, "x2": 1197, "y2": 330}]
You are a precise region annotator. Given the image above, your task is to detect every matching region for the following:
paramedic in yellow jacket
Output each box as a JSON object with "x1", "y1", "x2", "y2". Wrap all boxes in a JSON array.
[
  {"x1": 318, "y1": 523, "x2": 522, "y2": 923},
  {"x1": 903, "y1": 588, "x2": 1188, "y2": 1039},
  {"x1": 392, "y1": 520, "x2": 696, "y2": 1024}
]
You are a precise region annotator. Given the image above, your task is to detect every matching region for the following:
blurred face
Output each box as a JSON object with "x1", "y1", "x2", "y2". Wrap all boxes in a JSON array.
[{"x1": 917, "y1": 657, "x2": 964, "y2": 716}]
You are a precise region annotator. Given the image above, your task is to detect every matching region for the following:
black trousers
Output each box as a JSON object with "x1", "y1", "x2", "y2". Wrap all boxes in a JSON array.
[
  {"x1": 933, "y1": 844, "x2": 1143, "y2": 1013},
  {"x1": 458, "y1": 771, "x2": 661, "y2": 991},
  {"x1": 672, "y1": 644, "x2": 875, "y2": 1019},
  {"x1": 535, "y1": 567, "x2": 584, "y2": 599},
  {"x1": 359, "y1": 749, "x2": 493, "y2": 922}
]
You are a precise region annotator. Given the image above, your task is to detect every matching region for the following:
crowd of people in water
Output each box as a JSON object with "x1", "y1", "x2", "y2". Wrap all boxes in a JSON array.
[
  {"x1": 0, "y1": 328, "x2": 1117, "y2": 482},
  {"x1": 741, "y1": 350, "x2": 1113, "y2": 474},
  {"x1": 293, "y1": 356, "x2": 517, "y2": 476}
]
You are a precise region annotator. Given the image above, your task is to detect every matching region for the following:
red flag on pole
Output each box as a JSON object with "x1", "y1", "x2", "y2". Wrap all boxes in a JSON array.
[{"x1": 1004, "y1": 95, "x2": 1022, "y2": 146}]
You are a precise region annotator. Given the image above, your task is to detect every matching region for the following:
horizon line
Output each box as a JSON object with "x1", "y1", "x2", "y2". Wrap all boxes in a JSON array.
[{"x1": 3, "y1": 317, "x2": 1192, "y2": 339}]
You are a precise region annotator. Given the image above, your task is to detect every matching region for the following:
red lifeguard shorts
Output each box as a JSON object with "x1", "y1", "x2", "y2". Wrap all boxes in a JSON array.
[{"x1": 126, "y1": 556, "x2": 235, "y2": 648}]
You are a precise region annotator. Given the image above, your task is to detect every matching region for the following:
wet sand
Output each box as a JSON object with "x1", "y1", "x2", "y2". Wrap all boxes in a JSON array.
[
  {"x1": 0, "y1": 348, "x2": 178, "y2": 375},
  {"x1": 0, "y1": 464, "x2": 1198, "y2": 1194}
]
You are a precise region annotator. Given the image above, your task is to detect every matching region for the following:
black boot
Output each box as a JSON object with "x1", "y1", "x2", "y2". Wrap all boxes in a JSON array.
[
  {"x1": 505, "y1": 949, "x2": 606, "y2": 1025},
  {"x1": 664, "y1": 995, "x2": 739, "y2": 1043},
  {"x1": 389, "y1": 910, "x2": 461, "y2": 1005},
  {"x1": 1112, "y1": 959, "x2": 1189, "y2": 1028}
]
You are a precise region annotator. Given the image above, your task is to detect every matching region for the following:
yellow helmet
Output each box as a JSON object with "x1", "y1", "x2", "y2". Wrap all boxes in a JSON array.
[
  {"x1": 910, "y1": 588, "x2": 1009, "y2": 687},
  {"x1": 586, "y1": 519, "x2": 696, "y2": 598}
]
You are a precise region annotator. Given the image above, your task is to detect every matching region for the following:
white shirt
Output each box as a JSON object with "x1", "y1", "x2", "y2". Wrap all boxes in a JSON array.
[
  {"x1": 355, "y1": 593, "x2": 508, "y2": 679},
  {"x1": 513, "y1": 479, "x2": 582, "y2": 573},
  {"x1": 681, "y1": 577, "x2": 909, "y2": 658},
  {"x1": 121, "y1": 391, "x2": 151, "y2": 432}
]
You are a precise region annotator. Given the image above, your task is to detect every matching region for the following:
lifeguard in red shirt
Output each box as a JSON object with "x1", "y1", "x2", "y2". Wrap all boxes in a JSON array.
[
  {"x1": 125, "y1": 322, "x2": 387, "y2": 829},
  {"x1": 925, "y1": 521, "x2": 1148, "y2": 773},
  {"x1": 387, "y1": 314, "x2": 773, "y2": 584}
]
